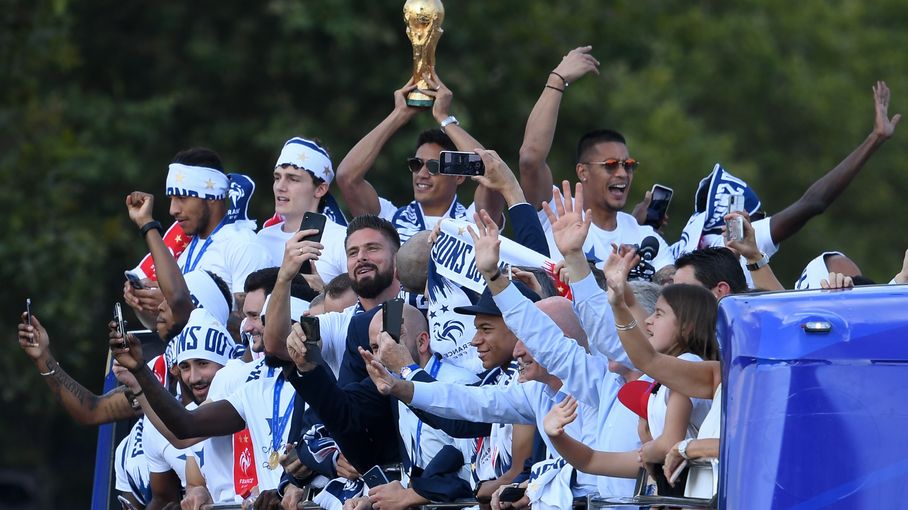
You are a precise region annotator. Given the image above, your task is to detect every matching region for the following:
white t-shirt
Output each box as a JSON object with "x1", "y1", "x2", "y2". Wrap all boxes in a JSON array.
[
  {"x1": 646, "y1": 353, "x2": 713, "y2": 440},
  {"x1": 316, "y1": 304, "x2": 361, "y2": 378},
  {"x1": 225, "y1": 360, "x2": 298, "y2": 491},
  {"x1": 200, "y1": 358, "x2": 257, "y2": 504},
  {"x1": 115, "y1": 418, "x2": 152, "y2": 506},
  {"x1": 177, "y1": 221, "x2": 270, "y2": 294},
  {"x1": 539, "y1": 206, "x2": 674, "y2": 273},
  {"x1": 255, "y1": 219, "x2": 348, "y2": 284},
  {"x1": 144, "y1": 402, "x2": 204, "y2": 487}
]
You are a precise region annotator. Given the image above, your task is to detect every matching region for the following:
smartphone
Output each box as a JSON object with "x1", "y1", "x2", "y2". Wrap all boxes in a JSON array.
[
  {"x1": 117, "y1": 495, "x2": 139, "y2": 510},
  {"x1": 114, "y1": 303, "x2": 128, "y2": 347},
  {"x1": 438, "y1": 151, "x2": 485, "y2": 176},
  {"x1": 299, "y1": 211, "x2": 327, "y2": 243},
  {"x1": 499, "y1": 485, "x2": 526, "y2": 502},
  {"x1": 25, "y1": 298, "x2": 32, "y2": 325},
  {"x1": 124, "y1": 270, "x2": 145, "y2": 290},
  {"x1": 382, "y1": 298, "x2": 404, "y2": 343},
  {"x1": 644, "y1": 184, "x2": 673, "y2": 229},
  {"x1": 362, "y1": 465, "x2": 390, "y2": 488},
  {"x1": 299, "y1": 315, "x2": 324, "y2": 365},
  {"x1": 299, "y1": 212, "x2": 327, "y2": 274}
]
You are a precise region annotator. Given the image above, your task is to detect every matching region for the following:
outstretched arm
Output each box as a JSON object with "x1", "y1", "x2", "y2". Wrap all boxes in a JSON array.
[
  {"x1": 518, "y1": 47, "x2": 600, "y2": 209},
  {"x1": 544, "y1": 397, "x2": 639, "y2": 478},
  {"x1": 335, "y1": 80, "x2": 420, "y2": 217},
  {"x1": 604, "y1": 250, "x2": 721, "y2": 399},
  {"x1": 770, "y1": 81, "x2": 900, "y2": 243},
  {"x1": 17, "y1": 314, "x2": 139, "y2": 425}
]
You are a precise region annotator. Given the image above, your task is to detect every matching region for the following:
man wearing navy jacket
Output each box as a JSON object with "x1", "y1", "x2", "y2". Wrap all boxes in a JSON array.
[{"x1": 284, "y1": 302, "x2": 475, "y2": 508}]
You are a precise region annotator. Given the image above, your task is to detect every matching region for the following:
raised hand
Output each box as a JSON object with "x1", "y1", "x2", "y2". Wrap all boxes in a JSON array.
[
  {"x1": 542, "y1": 180, "x2": 592, "y2": 256},
  {"x1": 467, "y1": 210, "x2": 503, "y2": 279},
  {"x1": 873, "y1": 81, "x2": 901, "y2": 141},
  {"x1": 125, "y1": 191, "x2": 155, "y2": 227},
  {"x1": 543, "y1": 395, "x2": 578, "y2": 437},
  {"x1": 423, "y1": 68, "x2": 454, "y2": 123},
  {"x1": 393, "y1": 77, "x2": 421, "y2": 119},
  {"x1": 108, "y1": 321, "x2": 145, "y2": 372},
  {"x1": 285, "y1": 322, "x2": 317, "y2": 373},
  {"x1": 17, "y1": 312, "x2": 49, "y2": 360},
  {"x1": 278, "y1": 229, "x2": 323, "y2": 282},
  {"x1": 360, "y1": 347, "x2": 398, "y2": 397},
  {"x1": 551, "y1": 46, "x2": 600, "y2": 85},
  {"x1": 820, "y1": 272, "x2": 854, "y2": 290},
  {"x1": 723, "y1": 211, "x2": 761, "y2": 262},
  {"x1": 471, "y1": 149, "x2": 525, "y2": 205},
  {"x1": 604, "y1": 244, "x2": 639, "y2": 306}
]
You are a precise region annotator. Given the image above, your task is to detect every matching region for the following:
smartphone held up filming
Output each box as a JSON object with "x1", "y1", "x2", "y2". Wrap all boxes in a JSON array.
[
  {"x1": 438, "y1": 151, "x2": 485, "y2": 176},
  {"x1": 299, "y1": 212, "x2": 327, "y2": 274},
  {"x1": 644, "y1": 184, "x2": 673, "y2": 229},
  {"x1": 382, "y1": 298, "x2": 404, "y2": 343}
]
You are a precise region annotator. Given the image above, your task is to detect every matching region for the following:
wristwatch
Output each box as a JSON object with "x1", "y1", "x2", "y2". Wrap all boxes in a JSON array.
[
  {"x1": 399, "y1": 363, "x2": 420, "y2": 379},
  {"x1": 746, "y1": 252, "x2": 770, "y2": 271},
  {"x1": 439, "y1": 115, "x2": 459, "y2": 132},
  {"x1": 678, "y1": 438, "x2": 693, "y2": 460}
]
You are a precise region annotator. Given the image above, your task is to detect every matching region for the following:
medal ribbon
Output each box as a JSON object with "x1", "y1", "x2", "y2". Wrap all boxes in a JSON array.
[
  {"x1": 269, "y1": 368, "x2": 295, "y2": 456},
  {"x1": 181, "y1": 219, "x2": 227, "y2": 274}
]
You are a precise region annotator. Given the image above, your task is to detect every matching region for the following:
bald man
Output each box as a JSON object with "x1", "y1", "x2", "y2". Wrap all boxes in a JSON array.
[{"x1": 283, "y1": 303, "x2": 477, "y2": 506}]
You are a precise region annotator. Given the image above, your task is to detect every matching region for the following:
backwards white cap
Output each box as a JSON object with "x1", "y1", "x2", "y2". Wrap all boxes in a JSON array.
[
  {"x1": 261, "y1": 293, "x2": 311, "y2": 324},
  {"x1": 166, "y1": 163, "x2": 230, "y2": 200},
  {"x1": 794, "y1": 251, "x2": 845, "y2": 290},
  {"x1": 275, "y1": 137, "x2": 335, "y2": 186},
  {"x1": 184, "y1": 270, "x2": 231, "y2": 326},
  {"x1": 174, "y1": 308, "x2": 237, "y2": 366}
]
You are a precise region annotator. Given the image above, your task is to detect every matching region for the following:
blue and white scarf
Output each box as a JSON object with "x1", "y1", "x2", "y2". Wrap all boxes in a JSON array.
[{"x1": 392, "y1": 198, "x2": 467, "y2": 242}]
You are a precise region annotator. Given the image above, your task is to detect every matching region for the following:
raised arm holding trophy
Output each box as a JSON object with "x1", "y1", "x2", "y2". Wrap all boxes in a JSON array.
[{"x1": 404, "y1": 0, "x2": 444, "y2": 107}]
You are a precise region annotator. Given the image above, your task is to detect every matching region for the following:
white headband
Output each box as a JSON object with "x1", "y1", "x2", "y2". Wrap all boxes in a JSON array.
[
  {"x1": 184, "y1": 270, "x2": 231, "y2": 327},
  {"x1": 175, "y1": 308, "x2": 237, "y2": 366},
  {"x1": 275, "y1": 137, "x2": 334, "y2": 186},
  {"x1": 261, "y1": 293, "x2": 311, "y2": 324},
  {"x1": 166, "y1": 163, "x2": 230, "y2": 200},
  {"x1": 794, "y1": 251, "x2": 845, "y2": 290}
]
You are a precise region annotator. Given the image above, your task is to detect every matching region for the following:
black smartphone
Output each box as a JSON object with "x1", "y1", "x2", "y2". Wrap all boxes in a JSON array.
[
  {"x1": 114, "y1": 303, "x2": 128, "y2": 347},
  {"x1": 25, "y1": 298, "x2": 32, "y2": 325},
  {"x1": 644, "y1": 184, "x2": 673, "y2": 229},
  {"x1": 362, "y1": 465, "x2": 390, "y2": 488},
  {"x1": 499, "y1": 485, "x2": 526, "y2": 502},
  {"x1": 299, "y1": 211, "x2": 327, "y2": 243},
  {"x1": 299, "y1": 212, "x2": 327, "y2": 274},
  {"x1": 299, "y1": 315, "x2": 324, "y2": 365},
  {"x1": 438, "y1": 151, "x2": 485, "y2": 176},
  {"x1": 382, "y1": 298, "x2": 404, "y2": 343},
  {"x1": 124, "y1": 271, "x2": 145, "y2": 290}
]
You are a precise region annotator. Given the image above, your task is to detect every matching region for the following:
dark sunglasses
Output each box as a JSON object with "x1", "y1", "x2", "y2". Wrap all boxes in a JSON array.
[
  {"x1": 582, "y1": 158, "x2": 640, "y2": 173},
  {"x1": 407, "y1": 157, "x2": 440, "y2": 174}
]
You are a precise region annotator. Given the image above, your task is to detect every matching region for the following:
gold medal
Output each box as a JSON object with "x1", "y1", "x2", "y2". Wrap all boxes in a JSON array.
[{"x1": 268, "y1": 449, "x2": 279, "y2": 470}]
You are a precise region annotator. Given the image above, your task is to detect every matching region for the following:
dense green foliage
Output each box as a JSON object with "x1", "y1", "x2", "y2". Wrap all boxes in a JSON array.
[{"x1": 2, "y1": 1, "x2": 906, "y2": 506}]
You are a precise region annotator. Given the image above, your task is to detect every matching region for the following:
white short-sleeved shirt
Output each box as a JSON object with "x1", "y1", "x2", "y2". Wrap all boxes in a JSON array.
[
  {"x1": 646, "y1": 353, "x2": 713, "y2": 440},
  {"x1": 225, "y1": 360, "x2": 298, "y2": 491},
  {"x1": 115, "y1": 418, "x2": 152, "y2": 506},
  {"x1": 255, "y1": 219, "x2": 348, "y2": 284},
  {"x1": 539, "y1": 205, "x2": 674, "y2": 273},
  {"x1": 316, "y1": 304, "x2": 360, "y2": 378},
  {"x1": 143, "y1": 402, "x2": 204, "y2": 487},
  {"x1": 177, "y1": 221, "x2": 270, "y2": 294},
  {"x1": 199, "y1": 359, "x2": 257, "y2": 503}
]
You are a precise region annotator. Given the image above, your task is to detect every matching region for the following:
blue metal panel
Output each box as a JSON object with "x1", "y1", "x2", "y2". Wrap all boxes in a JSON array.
[{"x1": 718, "y1": 285, "x2": 908, "y2": 509}]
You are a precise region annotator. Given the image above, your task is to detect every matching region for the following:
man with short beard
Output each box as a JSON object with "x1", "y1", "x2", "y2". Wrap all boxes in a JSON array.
[{"x1": 263, "y1": 215, "x2": 405, "y2": 379}]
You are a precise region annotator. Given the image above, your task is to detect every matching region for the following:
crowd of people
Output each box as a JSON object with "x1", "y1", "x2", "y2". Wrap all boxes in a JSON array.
[{"x1": 16, "y1": 46, "x2": 906, "y2": 510}]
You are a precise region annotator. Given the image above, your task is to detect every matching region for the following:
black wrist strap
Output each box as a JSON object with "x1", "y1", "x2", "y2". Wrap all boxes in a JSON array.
[
  {"x1": 489, "y1": 270, "x2": 502, "y2": 282},
  {"x1": 140, "y1": 220, "x2": 163, "y2": 238}
]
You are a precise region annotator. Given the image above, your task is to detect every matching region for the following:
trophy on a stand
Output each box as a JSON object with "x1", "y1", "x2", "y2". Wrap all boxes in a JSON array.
[{"x1": 403, "y1": 0, "x2": 444, "y2": 107}]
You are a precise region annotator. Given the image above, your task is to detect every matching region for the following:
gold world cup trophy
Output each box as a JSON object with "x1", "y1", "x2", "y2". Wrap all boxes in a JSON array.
[{"x1": 403, "y1": 0, "x2": 444, "y2": 107}]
